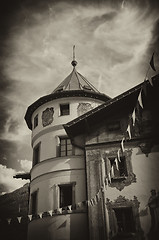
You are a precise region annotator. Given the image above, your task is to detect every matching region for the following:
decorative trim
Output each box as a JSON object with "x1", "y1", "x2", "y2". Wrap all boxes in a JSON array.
[
  {"x1": 106, "y1": 196, "x2": 144, "y2": 239},
  {"x1": 107, "y1": 149, "x2": 136, "y2": 191}
]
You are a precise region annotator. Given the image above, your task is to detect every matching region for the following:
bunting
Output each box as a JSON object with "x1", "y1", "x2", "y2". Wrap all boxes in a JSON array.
[
  {"x1": 7, "y1": 218, "x2": 11, "y2": 224},
  {"x1": 127, "y1": 124, "x2": 131, "y2": 139},
  {"x1": 117, "y1": 149, "x2": 121, "y2": 162},
  {"x1": 48, "y1": 210, "x2": 53, "y2": 216},
  {"x1": 132, "y1": 108, "x2": 136, "y2": 126},
  {"x1": 115, "y1": 158, "x2": 119, "y2": 171},
  {"x1": 138, "y1": 90, "x2": 143, "y2": 108},
  {"x1": 121, "y1": 138, "x2": 125, "y2": 153},
  {"x1": 17, "y1": 216, "x2": 22, "y2": 223},
  {"x1": 28, "y1": 215, "x2": 32, "y2": 221}
]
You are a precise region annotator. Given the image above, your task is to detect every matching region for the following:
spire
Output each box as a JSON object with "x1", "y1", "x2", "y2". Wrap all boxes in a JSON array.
[
  {"x1": 71, "y1": 45, "x2": 77, "y2": 67},
  {"x1": 52, "y1": 47, "x2": 101, "y2": 93}
]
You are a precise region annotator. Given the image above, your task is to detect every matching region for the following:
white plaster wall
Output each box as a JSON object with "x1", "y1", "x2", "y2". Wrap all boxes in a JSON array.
[
  {"x1": 30, "y1": 169, "x2": 86, "y2": 213},
  {"x1": 31, "y1": 156, "x2": 85, "y2": 180},
  {"x1": 28, "y1": 213, "x2": 88, "y2": 240},
  {"x1": 31, "y1": 97, "x2": 103, "y2": 138},
  {"x1": 32, "y1": 129, "x2": 84, "y2": 162}
]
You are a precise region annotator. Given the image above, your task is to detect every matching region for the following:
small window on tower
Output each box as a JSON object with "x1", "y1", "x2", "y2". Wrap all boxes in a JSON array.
[
  {"x1": 60, "y1": 137, "x2": 73, "y2": 157},
  {"x1": 60, "y1": 104, "x2": 70, "y2": 116},
  {"x1": 33, "y1": 143, "x2": 41, "y2": 166},
  {"x1": 59, "y1": 183, "x2": 75, "y2": 208},
  {"x1": 31, "y1": 191, "x2": 38, "y2": 215},
  {"x1": 34, "y1": 114, "x2": 38, "y2": 129}
]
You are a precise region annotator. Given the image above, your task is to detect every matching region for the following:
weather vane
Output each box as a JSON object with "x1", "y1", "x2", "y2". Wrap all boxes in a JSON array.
[{"x1": 71, "y1": 45, "x2": 77, "y2": 67}]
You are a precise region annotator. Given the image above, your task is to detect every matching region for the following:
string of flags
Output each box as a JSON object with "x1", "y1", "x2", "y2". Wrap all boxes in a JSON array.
[{"x1": 2, "y1": 187, "x2": 104, "y2": 225}]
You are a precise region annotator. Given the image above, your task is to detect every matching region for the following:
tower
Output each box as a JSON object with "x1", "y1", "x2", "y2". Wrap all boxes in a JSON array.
[{"x1": 25, "y1": 53, "x2": 110, "y2": 240}]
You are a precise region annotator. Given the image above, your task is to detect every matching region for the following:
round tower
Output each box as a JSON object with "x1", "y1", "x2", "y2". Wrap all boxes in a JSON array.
[{"x1": 25, "y1": 56, "x2": 110, "y2": 240}]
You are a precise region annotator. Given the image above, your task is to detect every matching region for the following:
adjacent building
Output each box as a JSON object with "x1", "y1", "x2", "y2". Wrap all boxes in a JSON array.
[{"x1": 64, "y1": 74, "x2": 159, "y2": 240}]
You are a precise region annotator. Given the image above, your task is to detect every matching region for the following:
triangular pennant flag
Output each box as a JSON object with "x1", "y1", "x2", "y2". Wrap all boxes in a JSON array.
[
  {"x1": 138, "y1": 90, "x2": 143, "y2": 108},
  {"x1": 105, "y1": 177, "x2": 109, "y2": 186},
  {"x1": 48, "y1": 210, "x2": 53, "y2": 216},
  {"x1": 117, "y1": 149, "x2": 121, "y2": 162},
  {"x1": 68, "y1": 205, "x2": 72, "y2": 211},
  {"x1": 17, "y1": 216, "x2": 22, "y2": 223},
  {"x1": 111, "y1": 165, "x2": 114, "y2": 178},
  {"x1": 94, "y1": 195, "x2": 98, "y2": 205},
  {"x1": 90, "y1": 199, "x2": 94, "y2": 206},
  {"x1": 96, "y1": 191, "x2": 101, "y2": 201},
  {"x1": 7, "y1": 218, "x2": 11, "y2": 224},
  {"x1": 87, "y1": 200, "x2": 91, "y2": 207},
  {"x1": 132, "y1": 108, "x2": 136, "y2": 126},
  {"x1": 127, "y1": 124, "x2": 131, "y2": 139},
  {"x1": 149, "y1": 77, "x2": 153, "y2": 86},
  {"x1": 58, "y1": 208, "x2": 62, "y2": 214},
  {"x1": 105, "y1": 156, "x2": 111, "y2": 177},
  {"x1": 150, "y1": 52, "x2": 156, "y2": 71},
  {"x1": 77, "y1": 202, "x2": 82, "y2": 208},
  {"x1": 39, "y1": 213, "x2": 43, "y2": 219},
  {"x1": 108, "y1": 172, "x2": 111, "y2": 183},
  {"x1": 28, "y1": 215, "x2": 32, "y2": 221},
  {"x1": 115, "y1": 158, "x2": 119, "y2": 171},
  {"x1": 121, "y1": 138, "x2": 125, "y2": 153}
]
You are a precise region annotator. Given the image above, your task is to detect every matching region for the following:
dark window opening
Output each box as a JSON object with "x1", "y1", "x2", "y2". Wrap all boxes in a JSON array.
[
  {"x1": 60, "y1": 137, "x2": 72, "y2": 157},
  {"x1": 33, "y1": 144, "x2": 40, "y2": 166},
  {"x1": 113, "y1": 207, "x2": 134, "y2": 233},
  {"x1": 31, "y1": 191, "x2": 37, "y2": 215},
  {"x1": 60, "y1": 104, "x2": 70, "y2": 116},
  {"x1": 108, "y1": 121, "x2": 120, "y2": 131},
  {"x1": 109, "y1": 156, "x2": 128, "y2": 178},
  {"x1": 59, "y1": 184, "x2": 73, "y2": 208},
  {"x1": 34, "y1": 114, "x2": 38, "y2": 129}
]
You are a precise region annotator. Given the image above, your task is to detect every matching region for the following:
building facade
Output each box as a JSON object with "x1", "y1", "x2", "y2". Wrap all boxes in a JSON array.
[
  {"x1": 25, "y1": 59, "x2": 110, "y2": 240},
  {"x1": 64, "y1": 75, "x2": 159, "y2": 240}
]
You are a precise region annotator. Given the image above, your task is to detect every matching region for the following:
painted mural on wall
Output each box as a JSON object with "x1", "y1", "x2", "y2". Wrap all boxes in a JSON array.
[
  {"x1": 77, "y1": 103, "x2": 93, "y2": 116},
  {"x1": 42, "y1": 107, "x2": 54, "y2": 127}
]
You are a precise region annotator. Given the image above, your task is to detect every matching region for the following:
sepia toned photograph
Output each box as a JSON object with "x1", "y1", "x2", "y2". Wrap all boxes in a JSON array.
[{"x1": 0, "y1": 0, "x2": 159, "y2": 239}]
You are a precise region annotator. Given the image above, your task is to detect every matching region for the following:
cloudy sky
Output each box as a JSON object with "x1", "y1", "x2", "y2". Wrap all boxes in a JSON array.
[{"x1": 0, "y1": 0, "x2": 159, "y2": 194}]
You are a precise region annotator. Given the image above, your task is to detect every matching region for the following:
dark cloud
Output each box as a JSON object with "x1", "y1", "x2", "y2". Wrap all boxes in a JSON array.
[{"x1": 0, "y1": 140, "x2": 18, "y2": 168}]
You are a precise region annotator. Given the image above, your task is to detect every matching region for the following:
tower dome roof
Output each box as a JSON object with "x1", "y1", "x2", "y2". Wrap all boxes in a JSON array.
[{"x1": 52, "y1": 64, "x2": 100, "y2": 94}]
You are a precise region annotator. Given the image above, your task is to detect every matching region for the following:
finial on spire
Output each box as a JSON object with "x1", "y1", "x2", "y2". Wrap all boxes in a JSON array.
[{"x1": 71, "y1": 45, "x2": 77, "y2": 67}]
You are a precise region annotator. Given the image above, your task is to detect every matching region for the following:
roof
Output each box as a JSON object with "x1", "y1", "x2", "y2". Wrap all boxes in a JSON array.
[
  {"x1": 52, "y1": 65, "x2": 100, "y2": 93},
  {"x1": 25, "y1": 60, "x2": 110, "y2": 130},
  {"x1": 64, "y1": 74, "x2": 159, "y2": 138}
]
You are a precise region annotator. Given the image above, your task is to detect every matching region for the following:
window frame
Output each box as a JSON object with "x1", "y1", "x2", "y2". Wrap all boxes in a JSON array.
[
  {"x1": 59, "y1": 136, "x2": 73, "y2": 157},
  {"x1": 33, "y1": 142, "x2": 41, "y2": 166},
  {"x1": 106, "y1": 196, "x2": 143, "y2": 239},
  {"x1": 105, "y1": 149, "x2": 136, "y2": 190},
  {"x1": 30, "y1": 190, "x2": 38, "y2": 215},
  {"x1": 59, "y1": 103, "x2": 70, "y2": 116},
  {"x1": 33, "y1": 114, "x2": 38, "y2": 129},
  {"x1": 58, "y1": 182, "x2": 76, "y2": 209}
]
